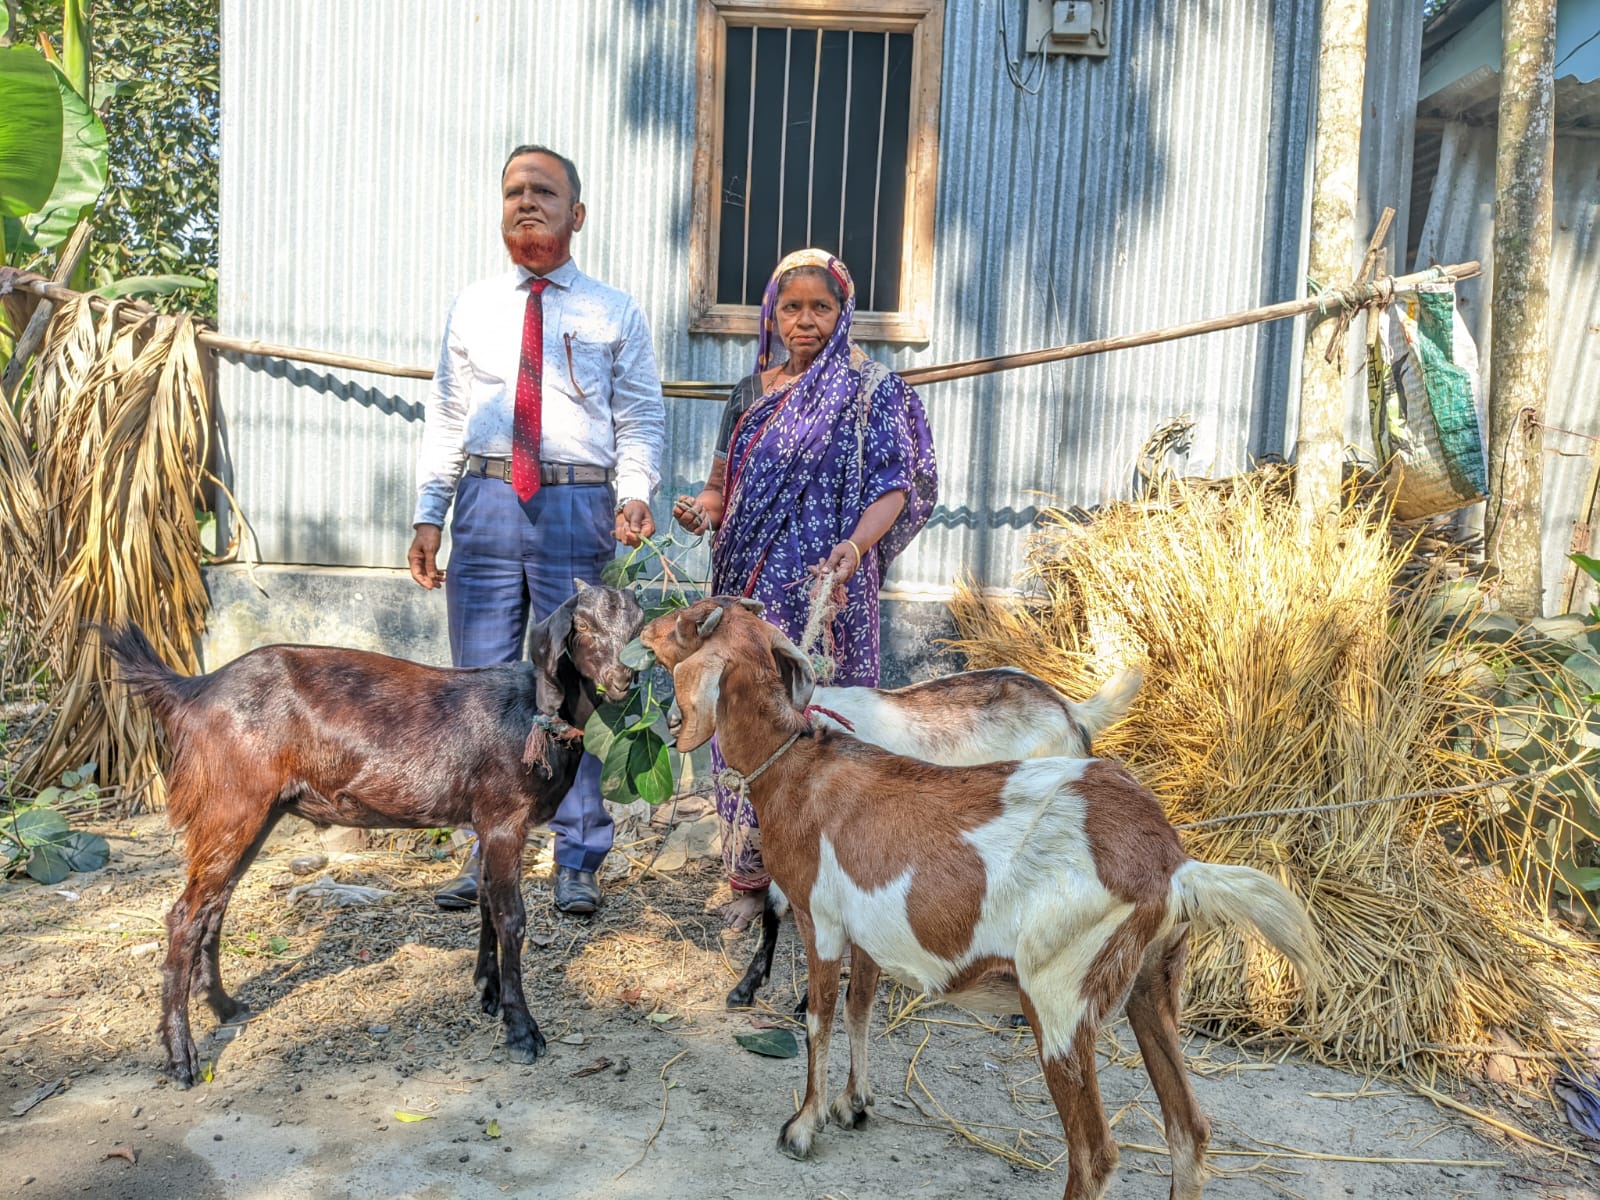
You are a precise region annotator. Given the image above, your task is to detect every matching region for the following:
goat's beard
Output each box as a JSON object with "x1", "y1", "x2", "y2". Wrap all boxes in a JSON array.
[{"x1": 503, "y1": 228, "x2": 570, "y2": 273}]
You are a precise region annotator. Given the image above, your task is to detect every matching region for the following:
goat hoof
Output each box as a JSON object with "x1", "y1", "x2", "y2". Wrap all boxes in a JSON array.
[
  {"x1": 829, "y1": 1092, "x2": 872, "y2": 1129},
  {"x1": 726, "y1": 983, "x2": 757, "y2": 1009},
  {"x1": 777, "y1": 1113, "x2": 818, "y2": 1160},
  {"x1": 506, "y1": 1030, "x2": 546, "y2": 1064}
]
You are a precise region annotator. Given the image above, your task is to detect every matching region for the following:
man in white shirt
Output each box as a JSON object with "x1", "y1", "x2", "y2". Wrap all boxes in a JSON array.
[{"x1": 408, "y1": 144, "x2": 664, "y2": 914}]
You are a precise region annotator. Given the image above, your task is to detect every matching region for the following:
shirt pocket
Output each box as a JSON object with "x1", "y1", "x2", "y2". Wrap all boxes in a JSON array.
[{"x1": 559, "y1": 332, "x2": 612, "y2": 401}]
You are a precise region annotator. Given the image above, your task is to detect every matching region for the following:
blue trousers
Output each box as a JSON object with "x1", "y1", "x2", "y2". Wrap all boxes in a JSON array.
[{"x1": 446, "y1": 472, "x2": 615, "y2": 872}]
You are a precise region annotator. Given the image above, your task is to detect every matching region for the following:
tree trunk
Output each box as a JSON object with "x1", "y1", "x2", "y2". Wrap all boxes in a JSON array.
[
  {"x1": 1487, "y1": 0, "x2": 1555, "y2": 618},
  {"x1": 1295, "y1": 0, "x2": 1369, "y2": 518}
]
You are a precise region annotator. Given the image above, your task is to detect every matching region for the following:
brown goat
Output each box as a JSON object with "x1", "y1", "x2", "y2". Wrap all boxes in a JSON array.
[
  {"x1": 106, "y1": 582, "x2": 643, "y2": 1087},
  {"x1": 643, "y1": 598, "x2": 1321, "y2": 1200}
]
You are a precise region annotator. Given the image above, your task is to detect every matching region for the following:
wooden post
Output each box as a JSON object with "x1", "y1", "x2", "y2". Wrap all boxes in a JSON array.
[
  {"x1": 1295, "y1": 0, "x2": 1370, "y2": 519},
  {"x1": 1487, "y1": 0, "x2": 1556, "y2": 618}
]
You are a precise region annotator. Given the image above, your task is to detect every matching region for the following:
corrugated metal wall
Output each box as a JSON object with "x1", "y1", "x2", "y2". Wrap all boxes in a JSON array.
[
  {"x1": 1412, "y1": 122, "x2": 1600, "y2": 609},
  {"x1": 218, "y1": 0, "x2": 1325, "y2": 595}
]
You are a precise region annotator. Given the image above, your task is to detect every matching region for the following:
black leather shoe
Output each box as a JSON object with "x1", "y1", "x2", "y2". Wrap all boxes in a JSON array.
[
  {"x1": 554, "y1": 866, "x2": 600, "y2": 914},
  {"x1": 434, "y1": 859, "x2": 480, "y2": 911}
]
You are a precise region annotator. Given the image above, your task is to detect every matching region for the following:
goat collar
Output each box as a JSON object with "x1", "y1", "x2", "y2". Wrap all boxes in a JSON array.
[{"x1": 713, "y1": 728, "x2": 804, "y2": 801}]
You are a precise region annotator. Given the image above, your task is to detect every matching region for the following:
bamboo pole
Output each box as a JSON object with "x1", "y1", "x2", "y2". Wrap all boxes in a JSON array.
[{"x1": 2, "y1": 261, "x2": 1482, "y2": 399}]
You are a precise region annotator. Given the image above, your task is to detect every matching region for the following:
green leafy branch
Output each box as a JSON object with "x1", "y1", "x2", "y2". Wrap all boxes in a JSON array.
[{"x1": 589, "y1": 528, "x2": 709, "y2": 805}]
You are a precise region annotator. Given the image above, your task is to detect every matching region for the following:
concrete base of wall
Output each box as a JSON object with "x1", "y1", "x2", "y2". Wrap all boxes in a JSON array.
[{"x1": 200, "y1": 565, "x2": 967, "y2": 688}]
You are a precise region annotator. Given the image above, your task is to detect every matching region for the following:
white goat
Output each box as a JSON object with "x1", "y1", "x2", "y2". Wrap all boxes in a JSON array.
[{"x1": 642, "y1": 598, "x2": 1321, "y2": 1200}]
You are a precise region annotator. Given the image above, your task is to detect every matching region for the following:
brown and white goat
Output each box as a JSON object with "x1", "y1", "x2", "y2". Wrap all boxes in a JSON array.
[
  {"x1": 642, "y1": 598, "x2": 1321, "y2": 1200},
  {"x1": 105, "y1": 582, "x2": 643, "y2": 1087},
  {"x1": 732, "y1": 659, "x2": 1143, "y2": 1007}
]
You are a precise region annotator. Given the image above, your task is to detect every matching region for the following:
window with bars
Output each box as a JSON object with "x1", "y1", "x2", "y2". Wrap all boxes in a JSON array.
[{"x1": 689, "y1": 0, "x2": 944, "y2": 342}]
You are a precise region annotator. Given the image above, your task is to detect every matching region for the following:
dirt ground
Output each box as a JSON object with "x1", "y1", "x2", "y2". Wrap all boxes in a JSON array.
[{"x1": 4, "y1": 809, "x2": 1599, "y2": 1200}]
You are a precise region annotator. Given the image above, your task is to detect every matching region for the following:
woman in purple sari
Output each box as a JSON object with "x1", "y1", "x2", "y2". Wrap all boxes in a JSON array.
[{"x1": 672, "y1": 249, "x2": 937, "y2": 928}]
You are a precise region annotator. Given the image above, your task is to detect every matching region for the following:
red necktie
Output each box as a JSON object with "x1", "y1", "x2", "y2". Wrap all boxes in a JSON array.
[{"x1": 512, "y1": 277, "x2": 550, "y2": 502}]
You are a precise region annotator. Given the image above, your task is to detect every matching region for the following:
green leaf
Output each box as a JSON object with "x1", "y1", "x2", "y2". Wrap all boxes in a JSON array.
[
  {"x1": 631, "y1": 733, "x2": 675, "y2": 806},
  {"x1": 25, "y1": 842, "x2": 71, "y2": 885},
  {"x1": 14, "y1": 808, "x2": 70, "y2": 846},
  {"x1": 619, "y1": 636, "x2": 655, "y2": 671},
  {"x1": 35, "y1": 785, "x2": 63, "y2": 806},
  {"x1": 600, "y1": 556, "x2": 644, "y2": 587},
  {"x1": 57, "y1": 831, "x2": 109, "y2": 873},
  {"x1": 1559, "y1": 865, "x2": 1600, "y2": 894},
  {"x1": 265, "y1": 935, "x2": 290, "y2": 956},
  {"x1": 19, "y1": 63, "x2": 107, "y2": 249},
  {"x1": 60, "y1": 769, "x2": 81, "y2": 788},
  {"x1": 735, "y1": 1028, "x2": 799, "y2": 1058},
  {"x1": 0, "y1": 45, "x2": 64, "y2": 217},
  {"x1": 484, "y1": 1119, "x2": 502, "y2": 1139},
  {"x1": 91, "y1": 273, "x2": 207, "y2": 299},
  {"x1": 599, "y1": 733, "x2": 635, "y2": 805},
  {"x1": 1571, "y1": 553, "x2": 1600, "y2": 586},
  {"x1": 393, "y1": 1110, "x2": 434, "y2": 1123},
  {"x1": 583, "y1": 704, "x2": 620, "y2": 768}
]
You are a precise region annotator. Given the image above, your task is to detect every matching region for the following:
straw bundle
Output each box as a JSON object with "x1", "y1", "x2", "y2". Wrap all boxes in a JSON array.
[
  {"x1": 2, "y1": 296, "x2": 213, "y2": 805},
  {"x1": 949, "y1": 475, "x2": 1593, "y2": 1087}
]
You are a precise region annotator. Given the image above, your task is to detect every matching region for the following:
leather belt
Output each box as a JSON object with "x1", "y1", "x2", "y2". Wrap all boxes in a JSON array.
[{"x1": 466, "y1": 455, "x2": 615, "y2": 486}]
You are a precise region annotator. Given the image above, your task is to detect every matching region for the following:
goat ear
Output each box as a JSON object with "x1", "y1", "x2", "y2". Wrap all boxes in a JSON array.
[
  {"x1": 670, "y1": 653, "x2": 724, "y2": 752},
  {"x1": 528, "y1": 594, "x2": 578, "y2": 714},
  {"x1": 767, "y1": 626, "x2": 816, "y2": 709}
]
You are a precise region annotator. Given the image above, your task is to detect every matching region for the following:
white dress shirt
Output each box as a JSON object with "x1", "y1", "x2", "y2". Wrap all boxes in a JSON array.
[{"x1": 413, "y1": 259, "x2": 665, "y2": 528}]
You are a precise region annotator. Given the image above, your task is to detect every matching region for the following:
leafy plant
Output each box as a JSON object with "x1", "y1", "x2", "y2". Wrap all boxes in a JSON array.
[
  {"x1": 2, "y1": 760, "x2": 110, "y2": 883},
  {"x1": 1436, "y1": 556, "x2": 1600, "y2": 925},
  {"x1": 585, "y1": 531, "x2": 704, "y2": 805}
]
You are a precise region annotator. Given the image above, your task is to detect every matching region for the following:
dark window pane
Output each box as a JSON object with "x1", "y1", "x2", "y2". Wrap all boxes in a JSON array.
[
  {"x1": 808, "y1": 29, "x2": 851, "y2": 259},
  {"x1": 743, "y1": 25, "x2": 791, "y2": 304},
  {"x1": 716, "y1": 25, "x2": 754, "y2": 306},
  {"x1": 778, "y1": 29, "x2": 819, "y2": 262},
  {"x1": 840, "y1": 31, "x2": 885, "y2": 302},
  {"x1": 870, "y1": 31, "x2": 913, "y2": 312}
]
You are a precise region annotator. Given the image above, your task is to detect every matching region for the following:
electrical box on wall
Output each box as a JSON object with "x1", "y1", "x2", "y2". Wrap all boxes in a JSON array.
[{"x1": 1025, "y1": 0, "x2": 1110, "y2": 58}]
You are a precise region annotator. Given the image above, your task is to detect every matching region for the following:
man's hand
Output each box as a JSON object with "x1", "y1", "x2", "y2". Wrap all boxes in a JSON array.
[
  {"x1": 614, "y1": 499, "x2": 655, "y2": 547},
  {"x1": 408, "y1": 524, "x2": 445, "y2": 589}
]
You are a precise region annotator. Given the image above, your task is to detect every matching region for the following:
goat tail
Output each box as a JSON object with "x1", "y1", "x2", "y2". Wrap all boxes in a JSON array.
[
  {"x1": 1170, "y1": 860, "x2": 1324, "y2": 999},
  {"x1": 1067, "y1": 666, "x2": 1143, "y2": 738},
  {"x1": 99, "y1": 622, "x2": 201, "y2": 725}
]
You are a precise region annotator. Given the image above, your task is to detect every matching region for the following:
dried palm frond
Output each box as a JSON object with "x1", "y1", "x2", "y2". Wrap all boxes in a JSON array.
[
  {"x1": 949, "y1": 474, "x2": 1597, "y2": 1094},
  {"x1": 4, "y1": 296, "x2": 212, "y2": 805}
]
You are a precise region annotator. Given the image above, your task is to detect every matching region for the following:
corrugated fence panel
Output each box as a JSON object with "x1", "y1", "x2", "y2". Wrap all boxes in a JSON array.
[
  {"x1": 220, "y1": 0, "x2": 1319, "y2": 593},
  {"x1": 1414, "y1": 123, "x2": 1600, "y2": 611}
]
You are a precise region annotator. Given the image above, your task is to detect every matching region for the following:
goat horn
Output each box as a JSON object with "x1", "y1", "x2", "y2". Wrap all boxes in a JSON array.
[
  {"x1": 736, "y1": 598, "x2": 766, "y2": 615},
  {"x1": 697, "y1": 608, "x2": 724, "y2": 638}
]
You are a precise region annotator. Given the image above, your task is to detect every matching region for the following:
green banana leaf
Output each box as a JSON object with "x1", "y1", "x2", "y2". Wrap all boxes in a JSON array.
[
  {"x1": 19, "y1": 63, "x2": 108, "y2": 251},
  {"x1": 0, "y1": 45, "x2": 65, "y2": 220}
]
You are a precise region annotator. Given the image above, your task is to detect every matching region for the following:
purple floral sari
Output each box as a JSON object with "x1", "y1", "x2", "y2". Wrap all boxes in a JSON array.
[{"x1": 710, "y1": 249, "x2": 937, "y2": 892}]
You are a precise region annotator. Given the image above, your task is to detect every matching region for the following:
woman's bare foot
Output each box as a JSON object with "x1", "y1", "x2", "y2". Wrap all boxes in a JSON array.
[{"x1": 721, "y1": 888, "x2": 767, "y2": 932}]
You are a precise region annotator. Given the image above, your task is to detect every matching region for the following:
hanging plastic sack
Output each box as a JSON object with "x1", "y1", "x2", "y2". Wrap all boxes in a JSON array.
[{"x1": 1366, "y1": 281, "x2": 1488, "y2": 520}]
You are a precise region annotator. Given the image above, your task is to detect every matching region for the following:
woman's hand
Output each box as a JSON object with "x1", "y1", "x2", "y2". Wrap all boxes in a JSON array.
[
  {"x1": 815, "y1": 539, "x2": 864, "y2": 583},
  {"x1": 672, "y1": 491, "x2": 722, "y2": 535}
]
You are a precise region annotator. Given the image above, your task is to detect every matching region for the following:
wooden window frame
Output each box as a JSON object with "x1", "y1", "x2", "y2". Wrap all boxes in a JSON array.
[{"x1": 688, "y1": 0, "x2": 944, "y2": 344}]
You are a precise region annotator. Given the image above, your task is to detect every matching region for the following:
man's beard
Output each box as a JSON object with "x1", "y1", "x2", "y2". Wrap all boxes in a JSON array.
[{"x1": 503, "y1": 227, "x2": 569, "y2": 271}]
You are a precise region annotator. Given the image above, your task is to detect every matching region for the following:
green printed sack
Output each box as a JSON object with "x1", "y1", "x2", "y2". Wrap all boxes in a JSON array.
[{"x1": 1366, "y1": 282, "x2": 1487, "y2": 520}]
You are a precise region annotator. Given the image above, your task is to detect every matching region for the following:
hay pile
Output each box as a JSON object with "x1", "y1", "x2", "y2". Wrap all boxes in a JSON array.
[{"x1": 948, "y1": 474, "x2": 1597, "y2": 1091}]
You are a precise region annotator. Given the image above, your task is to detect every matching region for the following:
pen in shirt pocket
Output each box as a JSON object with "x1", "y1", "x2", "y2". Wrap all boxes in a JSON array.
[{"x1": 562, "y1": 332, "x2": 587, "y2": 399}]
